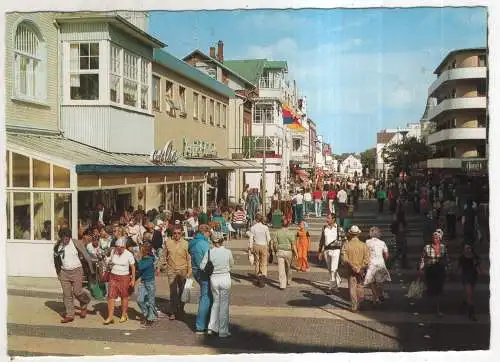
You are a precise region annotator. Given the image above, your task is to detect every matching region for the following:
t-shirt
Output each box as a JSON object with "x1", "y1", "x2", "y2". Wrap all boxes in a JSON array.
[
  {"x1": 327, "y1": 190, "x2": 337, "y2": 200},
  {"x1": 303, "y1": 192, "x2": 312, "y2": 202},
  {"x1": 337, "y1": 190, "x2": 348, "y2": 203},
  {"x1": 110, "y1": 249, "x2": 135, "y2": 276},
  {"x1": 295, "y1": 194, "x2": 304, "y2": 205},
  {"x1": 312, "y1": 191, "x2": 322, "y2": 200},
  {"x1": 366, "y1": 238, "x2": 388, "y2": 266}
]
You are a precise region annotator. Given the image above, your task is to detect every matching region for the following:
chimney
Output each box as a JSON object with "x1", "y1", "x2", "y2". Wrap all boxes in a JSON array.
[
  {"x1": 217, "y1": 40, "x2": 224, "y2": 62},
  {"x1": 209, "y1": 47, "x2": 216, "y2": 58}
]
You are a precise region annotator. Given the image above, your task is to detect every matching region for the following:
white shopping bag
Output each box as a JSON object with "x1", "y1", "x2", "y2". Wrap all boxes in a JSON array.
[
  {"x1": 248, "y1": 253, "x2": 255, "y2": 266},
  {"x1": 181, "y1": 278, "x2": 194, "y2": 303},
  {"x1": 407, "y1": 280, "x2": 425, "y2": 299}
]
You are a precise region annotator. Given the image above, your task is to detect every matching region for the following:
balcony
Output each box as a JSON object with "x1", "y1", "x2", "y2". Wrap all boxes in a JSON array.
[
  {"x1": 426, "y1": 158, "x2": 462, "y2": 169},
  {"x1": 426, "y1": 97, "x2": 487, "y2": 121},
  {"x1": 427, "y1": 127, "x2": 486, "y2": 145},
  {"x1": 241, "y1": 136, "x2": 281, "y2": 159},
  {"x1": 429, "y1": 67, "x2": 487, "y2": 97},
  {"x1": 290, "y1": 151, "x2": 309, "y2": 162}
]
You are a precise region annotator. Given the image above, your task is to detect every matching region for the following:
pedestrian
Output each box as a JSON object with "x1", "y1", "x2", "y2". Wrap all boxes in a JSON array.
[
  {"x1": 103, "y1": 237, "x2": 136, "y2": 324},
  {"x1": 462, "y1": 199, "x2": 479, "y2": 244},
  {"x1": 444, "y1": 198, "x2": 458, "y2": 240},
  {"x1": 295, "y1": 190, "x2": 305, "y2": 224},
  {"x1": 419, "y1": 229, "x2": 450, "y2": 317},
  {"x1": 295, "y1": 221, "x2": 311, "y2": 272},
  {"x1": 312, "y1": 188, "x2": 323, "y2": 217},
  {"x1": 165, "y1": 226, "x2": 192, "y2": 320},
  {"x1": 188, "y1": 224, "x2": 212, "y2": 334},
  {"x1": 327, "y1": 186, "x2": 337, "y2": 215},
  {"x1": 53, "y1": 228, "x2": 94, "y2": 323},
  {"x1": 318, "y1": 214, "x2": 347, "y2": 295},
  {"x1": 364, "y1": 227, "x2": 391, "y2": 304},
  {"x1": 272, "y1": 219, "x2": 297, "y2": 290},
  {"x1": 458, "y1": 243, "x2": 482, "y2": 321},
  {"x1": 341, "y1": 225, "x2": 370, "y2": 312},
  {"x1": 248, "y1": 213, "x2": 272, "y2": 287},
  {"x1": 303, "y1": 189, "x2": 313, "y2": 217},
  {"x1": 136, "y1": 242, "x2": 157, "y2": 326},
  {"x1": 337, "y1": 186, "x2": 348, "y2": 226},
  {"x1": 200, "y1": 231, "x2": 234, "y2": 338}
]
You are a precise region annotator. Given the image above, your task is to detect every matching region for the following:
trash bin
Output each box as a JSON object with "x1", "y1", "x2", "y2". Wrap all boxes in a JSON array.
[{"x1": 272, "y1": 210, "x2": 283, "y2": 228}]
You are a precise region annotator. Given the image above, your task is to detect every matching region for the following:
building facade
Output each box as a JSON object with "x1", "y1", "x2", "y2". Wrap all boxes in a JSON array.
[
  {"x1": 425, "y1": 48, "x2": 487, "y2": 174},
  {"x1": 340, "y1": 155, "x2": 363, "y2": 179}
]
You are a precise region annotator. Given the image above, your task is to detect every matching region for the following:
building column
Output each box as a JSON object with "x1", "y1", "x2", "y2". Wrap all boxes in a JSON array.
[{"x1": 202, "y1": 176, "x2": 208, "y2": 212}]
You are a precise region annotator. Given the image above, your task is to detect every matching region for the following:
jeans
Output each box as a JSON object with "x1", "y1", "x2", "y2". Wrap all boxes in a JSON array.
[
  {"x1": 208, "y1": 273, "x2": 231, "y2": 337},
  {"x1": 295, "y1": 204, "x2": 304, "y2": 224},
  {"x1": 314, "y1": 200, "x2": 322, "y2": 217},
  {"x1": 137, "y1": 279, "x2": 157, "y2": 321},
  {"x1": 194, "y1": 269, "x2": 212, "y2": 332}
]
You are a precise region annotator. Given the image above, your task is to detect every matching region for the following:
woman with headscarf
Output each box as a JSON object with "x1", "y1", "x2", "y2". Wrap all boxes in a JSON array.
[
  {"x1": 419, "y1": 229, "x2": 450, "y2": 317},
  {"x1": 364, "y1": 227, "x2": 391, "y2": 304},
  {"x1": 200, "y1": 231, "x2": 234, "y2": 338}
]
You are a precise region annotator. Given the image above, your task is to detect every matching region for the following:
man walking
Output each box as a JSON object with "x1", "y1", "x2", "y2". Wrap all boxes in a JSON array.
[
  {"x1": 294, "y1": 190, "x2": 305, "y2": 224},
  {"x1": 272, "y1": 219, "x2": 297, "y2": 290},
  {"x1": 327, "y1": 186, "x2": 337, "y2": 215},
  {"x1": 337, "y1": 186, "x2": 348, "y2": 228},
  {"x1": 312, "y1": 188, "x2": 323, "y2": 217},
  {"x1": 318, "y1": 214, "x2": 347, "y2": 295},
  {"x1": 188, "y1": 224, "x2": 212, "y2": 334},
  {"x1": 53, "y1": 228, "x2": 94, "y2": 323},
  {"x1": 248, "y1": 214, "x2": 271, "y2": 287},
  {"x1": 341, "y1": 225, "x2": 370, "y2": 312}
]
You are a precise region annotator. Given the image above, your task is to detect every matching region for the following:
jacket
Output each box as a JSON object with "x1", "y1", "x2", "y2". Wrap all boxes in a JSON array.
[
  {"x1": 188, "y1": 232, "x2": 210, "y2": 272},
  {"x1": 53, "y1": 239, "x2": 95, "y2": 277},
  {"x1": 341, "y1": 237, "x2": 370, "y2": 274},
  {"x1": 137, "y1": 255, "x2": 155, "y2": 282}
]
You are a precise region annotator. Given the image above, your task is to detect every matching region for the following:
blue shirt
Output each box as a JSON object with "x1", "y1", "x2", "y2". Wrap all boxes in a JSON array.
[
  {"x1": 188, "y1": 232, "x2": 210, "y2": 272},
  {"x1": 137, "y1": 256, "x2": 155, "y2": 282}
]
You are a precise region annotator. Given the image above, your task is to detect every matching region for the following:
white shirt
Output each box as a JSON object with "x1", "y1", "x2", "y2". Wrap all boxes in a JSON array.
[
  {"x1": 366, "y1": 238, "x2": 388, "y2": 266},
  {"x1": 295, "y1": 194, "x2": 304, "y2": 205},
  {"x1": 200, "y1": 246, "x2": 234, "y2": 275},
  {"x1": 249, "y1": 222, "x2": 271, "y2": 247},
  {"x1": 98, "y1": 210, "x2": 104, "y2": 223},
  {"x1": 86, "y1": 243, "x2": 101, "y2": 259},
  {"x1": 110, "y1": 249, "x2": 135, "y2": 276},
  {"x1": 61, "y1": 241, "x2": 82, "y2": 271},
  {"x1": 323, "y1": 225, "x2": 338, "y2": 247},
  {"x1": 337, "y1": 189, "x2": 348, "y2": 203},
  {"x1": 303, "y1": 192, "x2": 312, "y2": 202},
  {"x1": 187, "y1": 216, "x2": 198, "y2": 229}
]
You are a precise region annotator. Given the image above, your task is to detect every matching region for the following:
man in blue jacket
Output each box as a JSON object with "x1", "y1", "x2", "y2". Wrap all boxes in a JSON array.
[{"x1": 188, "y1": 223, "x2": 212, "y2": 334}]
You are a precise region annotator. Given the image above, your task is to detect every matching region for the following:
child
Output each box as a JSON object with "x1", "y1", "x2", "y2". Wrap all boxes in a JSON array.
[{"x1": 136, "y1": 242, "x2": 158, "y2": 326}]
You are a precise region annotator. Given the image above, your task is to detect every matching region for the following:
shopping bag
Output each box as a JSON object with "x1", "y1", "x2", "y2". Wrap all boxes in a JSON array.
[
  {"x1": 407, "y1": 280, "x2": 425, "y2": 299},
  {"x1": 89, "y1": 282, "x2": 105, "y2": 300},
  {"x1": 248, "y1": 253, "x2": 255, "y2": 266},
  {"x1": 181, "y1": 278, "x2": 194, "y2": 303}
]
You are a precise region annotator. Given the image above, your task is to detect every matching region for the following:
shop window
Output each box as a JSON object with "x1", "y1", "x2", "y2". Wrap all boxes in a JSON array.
[
  {"x1": 54, "y1": 193, "x2": 72, "y2": 236},
  {"x1": 13, "y1": 192, "x2": 31, "y2": 239},
  {"x1": 34, "y1": 192, "x2": 52, "y2": 240},
  {"x1": 187, "y1": 183, "x2": 193, "y2": 209},
  {"x1": 53, "y1": 165, "x2": 70, "y2": 188},
  {"x1": 6, "y1": 192, "x2": 11, "y2": 239},
  {"x1": 180, "y1": 183, "x2": 186, "y2": 211},
  {"x1": 12, "y1": 152, "x2": 30, "y2": 187},
  {"x1": 166, "y1": 184, "x2": 174, "y2": 212},
  {"x1": 33, "y1": 158, "x2": 50, "y2": 188}
]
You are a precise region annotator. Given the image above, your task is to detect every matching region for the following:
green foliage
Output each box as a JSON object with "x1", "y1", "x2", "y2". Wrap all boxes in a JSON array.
[
  {"x1": 360, "y1": 148, "x2": 376, "y2": 176},
  {"x1": 381, "y1": 137, "x2": 431, "y2": 178}
]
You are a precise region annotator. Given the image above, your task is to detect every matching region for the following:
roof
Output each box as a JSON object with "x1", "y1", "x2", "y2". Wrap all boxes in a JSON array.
[
  {"x1": 377, "y1": 132, "x2": 396, "y2": 144},
  {"x1": 182, "y1": 50, "x2": 256, "y2": 88},
  {"x1": 434, "y1": 47, "x2": 487, "y2": 74},
  {"x1": 264, "y1": 60, "x2": 288, "y2": 71},
  {"x1": 153, "y1": 49, "x2": 235, "y2": 99},
  {"x1": 6, "y1": 132, "x2": 258, "y2": 174},
  {"x1": 55, "y1": 14, "x2": 165, "y2": 48},
  {"x1": 223, "y1": 59, "x2": 266, "y2": 85}
]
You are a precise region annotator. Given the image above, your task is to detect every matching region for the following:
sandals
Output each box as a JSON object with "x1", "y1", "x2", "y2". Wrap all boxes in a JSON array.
[
  {"x1": 119, "y1": 315, "x2": 129, "y2": 323},
  {"x1": 103, "y1": 318, "x2": 115, "y2": 325}
]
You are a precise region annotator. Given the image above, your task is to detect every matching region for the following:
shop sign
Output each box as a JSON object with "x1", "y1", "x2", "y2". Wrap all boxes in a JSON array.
[
  {"x1": 150, "y1": 140, "x2": 179, "y2": 164},
  {"x1": 462, "y1": 160, "x2": 487, "y2": 174},
  {"x1": 183, "y1": 137, "x2": 217, "y2": 158}
]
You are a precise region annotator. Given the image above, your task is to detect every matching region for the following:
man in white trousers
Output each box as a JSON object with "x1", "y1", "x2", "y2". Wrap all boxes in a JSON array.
[{"x1": 318, "y1": 214, "x2": 348, "y2": 295}]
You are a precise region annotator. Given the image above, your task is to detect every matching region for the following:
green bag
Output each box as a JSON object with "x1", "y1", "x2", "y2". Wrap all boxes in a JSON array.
[{"x1": 89, "y1": 282, "x2": 105, "y2": 300}]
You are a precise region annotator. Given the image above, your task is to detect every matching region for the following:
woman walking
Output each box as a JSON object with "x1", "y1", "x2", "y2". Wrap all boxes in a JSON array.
[
  {"x1": 200, "y1": 232, "x2": 234, "y2": 338},
  {"x1": 295, "y1": 221, "x2": 311, "y2": 272},
  {"x1": 458, "y1": 243, "x2": 482, "y2": 321},
  {"x1": 364, "y1": 227, "x2": 391, "y2": 304},
  {"x1": 419, "y1": 230, "x2": 450, "y2": 317},
  {"x1": 103, "y1": 237, "x2": 136, "y2": 325}
]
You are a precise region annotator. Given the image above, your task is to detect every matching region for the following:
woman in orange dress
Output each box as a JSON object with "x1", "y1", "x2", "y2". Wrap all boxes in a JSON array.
[{"x1": 295, "y1": 221, "x2": 311, "y2": 272}]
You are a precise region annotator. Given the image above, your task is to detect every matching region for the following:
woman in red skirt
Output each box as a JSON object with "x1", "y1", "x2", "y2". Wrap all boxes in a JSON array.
[{"x1": 103, "y1": 237, "x2": 136, "y2": 324}]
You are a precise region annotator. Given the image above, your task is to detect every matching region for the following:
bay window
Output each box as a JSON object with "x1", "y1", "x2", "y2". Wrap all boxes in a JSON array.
[
  {"x1": 123, "y1": 51, "x2": 138, "y2": 107},
  {"x1": 110, "y1": 45, "x2": 121, "y2": 103},
  {"x1": 140, "y1": 60, "x2": 149, "y2": 110},
  {"x1": 70, "y1": 42, "x2": 100, "y2": 100}
]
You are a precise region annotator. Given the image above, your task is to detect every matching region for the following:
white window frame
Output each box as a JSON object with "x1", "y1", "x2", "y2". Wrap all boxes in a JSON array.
[
  {"x1": 69, "y1": 42, "x2": 100, "y2": 101},
  {"x1": 216, "y1": 102, "x2": 221, "y2": 127},
  {"x1": 140, "y1": 59, "x2": 149, "y2": 111},
  {"x1": 254, "y1": 104, "x2": 274, "y2": 124},
  {"x1": 152, "y1": 75, "x2": 161, "y2": 111},
  {"x1": 109, "y1": 44, "x2": 121, "y2": 103},
  {"x1": 179, "y1": 86, "x2": 187, "y2": 115},
  {"x1": 13, "y1": 21, "x2": 47, "y2": 103},
  {"x1": 222, "y1": 104, "x2": 227, "y2": 128},
  {"x1": 193, "y1": 92, "x2": 199, "y2": 119},
  {"x1": 201, "y1": 96, "x2": 207, "y2": 123},
  {"x1": 123, "y1": 51, "x2": 139, "y2": 107}
]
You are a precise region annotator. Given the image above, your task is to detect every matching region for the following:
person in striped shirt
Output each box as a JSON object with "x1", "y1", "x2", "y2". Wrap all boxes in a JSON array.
[{"x1": 231, "y1": 206, "x2": 247, "y2": 238}]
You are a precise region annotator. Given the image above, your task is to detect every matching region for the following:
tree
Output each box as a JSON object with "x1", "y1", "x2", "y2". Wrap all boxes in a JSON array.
[
  {"x1": 360, "y1": 148, "x2": 376, "y2": 176},
  {"x1": 382, "y1": 136, "x2": 431, "y2": 179}
]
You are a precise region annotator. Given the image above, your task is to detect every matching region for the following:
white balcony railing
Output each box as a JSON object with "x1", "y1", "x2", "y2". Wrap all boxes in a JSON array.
[
  {"x1": 426, "y1": 127, "x2": 487, "y2": 145},
  {"x1": 426, "y1": 97, "x2": 487, "y2": 121},
  {"x1": 426, "y1": 158, "x2": 462, "y2": 169},
  {"x1": 429, "y1": 67, "x2": 487, "y2": 97}
]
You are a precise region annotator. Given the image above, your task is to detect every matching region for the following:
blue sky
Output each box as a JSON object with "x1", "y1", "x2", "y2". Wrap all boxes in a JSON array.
[{"x1": 149, "y1": 7, "x2": 487, "y2": 153}]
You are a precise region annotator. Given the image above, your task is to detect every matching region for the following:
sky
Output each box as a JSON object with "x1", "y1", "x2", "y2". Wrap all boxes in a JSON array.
[{"x1": 148, "y1": 7, "x2": 487, "y2": 154}]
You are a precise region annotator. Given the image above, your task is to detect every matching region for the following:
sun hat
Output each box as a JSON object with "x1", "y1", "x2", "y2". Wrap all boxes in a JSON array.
[{"x1": 348, "y1": 225, "x2": 362, "y2": 235}]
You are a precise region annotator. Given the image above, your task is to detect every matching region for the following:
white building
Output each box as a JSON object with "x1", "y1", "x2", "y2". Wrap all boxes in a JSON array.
[{"x1": 340, "y1": 155, "x2": 363, "y2": 178}]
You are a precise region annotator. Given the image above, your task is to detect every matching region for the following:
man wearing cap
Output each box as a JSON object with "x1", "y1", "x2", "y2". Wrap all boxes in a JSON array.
[
  {"x1": 341, "y1": 225, "x2": 370, "y2": 312},
  {"x1": 318, "y1": 214, "x2": 348, "y2": 295},
  {"x1": 249, "y1": 214, "x2": 271, "y2": 287},
  {"x1": 53, "y1": 228, "x2": 94, "y2": 323}
]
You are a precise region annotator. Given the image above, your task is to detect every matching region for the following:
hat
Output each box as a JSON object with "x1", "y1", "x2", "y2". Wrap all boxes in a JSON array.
[
  {"x1": 115, "y1": 237, "x2": 126, "y2": 247},
  {"x1": 348, "y1": 225, "x2": 362, "y2": 235},
  {"x1": 433, "y1": 229, "x2": 444, "y2": 239},
  {"x1": 211, "y1": 231, "x2": 224, "y2": 243}
]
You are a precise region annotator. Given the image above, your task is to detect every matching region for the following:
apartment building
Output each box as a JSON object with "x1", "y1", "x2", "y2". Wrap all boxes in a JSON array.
[{"x1": 425, "y1": 48, "x2": 488, "y2": 175}]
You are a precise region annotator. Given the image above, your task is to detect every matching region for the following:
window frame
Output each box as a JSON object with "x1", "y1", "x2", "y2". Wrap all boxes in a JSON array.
[
  {"x1": 69, "y1": 42, "x2": 100, "y2": 101},
  {"x1": 253, "y1": 104, "x2": 274, "y2": 124},
  {"x1": 179, "y1": 86, "x2": 187, "y2": 116},
  {"x1": 193, "y1": 92, "x2": 199, "y2": 119},
  {"x1": 152, "y1": 75, "x2": 161, "y2": 111},
  {"x1": 201, "y1": 96, "x2": 207, "y2": 123},
  {"x1": 209, "y1": 99, "x2": 215, "y2": 125},
  {"x1": 109, "y1": 44, "x2": 122, "y2": 104},
  {"x1": 222, "y1": 104, "x2": 227, "y2": 128}
]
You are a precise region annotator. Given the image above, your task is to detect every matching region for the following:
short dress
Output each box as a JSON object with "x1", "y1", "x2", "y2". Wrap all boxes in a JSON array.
[{"x1": 364, "y1": 238, "x2": 391, "y2": 285}]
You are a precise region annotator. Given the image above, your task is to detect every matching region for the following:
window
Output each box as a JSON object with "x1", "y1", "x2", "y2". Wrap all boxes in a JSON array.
[
  {"x1": 259, "y1": 71, "x2": 281, "y2": 89},
  {"x1": 32, "y1": 159, "x2": 50, "y2": 188},
  {"x1": 123, "y1": 51, "x2": 138, "y2": 107},
  {"x1": 179, "y1": 86, "x2": 186, "y2": 114},
  {"x1": 255, "y1": 136, "x2": 275, "y2": 150},
  {"x1": 254, "y1": 104, "x2": 274, "y2": 123},
  {"x1": 451, "y1": 146, "x2": 456, "y2": 158},
  {"x1": 165, "y1": 80, "x2": 174, "y2": 113},
  {"x1": 222, "y1": 105, "x2": 227, "y2": 128},
  {"x1": 70, "y1": 43, "x2": 99, "y2": 100},
  {"x1": 216, "y1": 103, "x2": 221, "y2": 127},
  {"x1": 12, "y1": 153, "x2": 30, "y2": 187},
  {"x1": 193, "y1": 93, "x2": 199, "y2": 119},
  {"x1": 109, "y1": 45, "x2": 121, "y2": 103},
  {"x1": 140, "y1": 60, "x2": 149, "y2": 110},
  {"x1": 477, "y1": 82, "x2": 487, "y2": 97},
  {"x1": 478, "y1": 55, "x2": 487, "y2": 67},
  {"x1": 451, "y1": 60, "x2": 457, "y2": 69},
  {"x1": 14, "y1": 22, "x2": 46, "y2": 101},
  {"x1": 152, "y1": 76, "x2": 161, "y2": 111},
  {"x1": 293, "y1": 138, "x2": 302, "y2": 151},
  {"x1": 209, "y1": 99, "x2": 214, "y2": 125},
  {"x1": 34, "y1": 193, "x2": 51, "y2": 240},
  {"x1": 13, "y1": 192, "x2": 31, "y2": 239},
  {"x1": 201, "y1": 96, "x2": 207, "y2": 123}
]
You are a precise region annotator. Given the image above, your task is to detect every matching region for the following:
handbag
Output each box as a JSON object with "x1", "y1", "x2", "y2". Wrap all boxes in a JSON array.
[
  {"x1": 181, "y1": 277, "x2": 194, "y2": 303},
  {"x1": 98, "y1": 250, "x2": 114, "y2": 283},
  {"x1": 204, "y1": 249, "x2": 214, "y2": 276},
  {"x1": 407, "y1": 279, "x2": 425, "y2": 299}
]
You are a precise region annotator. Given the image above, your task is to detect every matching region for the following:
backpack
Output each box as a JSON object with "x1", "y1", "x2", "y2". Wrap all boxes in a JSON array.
[{"x1": 203, "y1": 249, "x2": 214, "y2": 276}]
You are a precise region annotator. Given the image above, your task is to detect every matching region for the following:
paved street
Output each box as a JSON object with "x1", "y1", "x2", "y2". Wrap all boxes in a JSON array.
[{"x1": 7, "y1": 199, "x2": 490, "y2": 356}]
